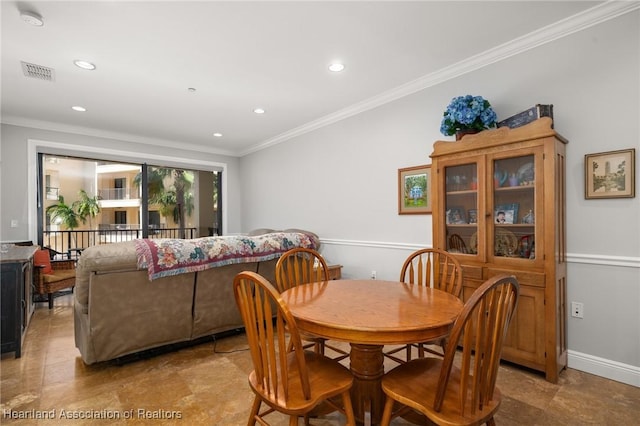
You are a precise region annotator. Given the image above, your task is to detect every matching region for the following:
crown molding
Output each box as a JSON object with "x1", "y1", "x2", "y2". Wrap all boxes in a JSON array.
[
  {"x1": 1, "y1": 115, "x2": 237, "y2": 157},
  {"x1": 241, "y1": 0, "x2": 640, "y2": 156}
]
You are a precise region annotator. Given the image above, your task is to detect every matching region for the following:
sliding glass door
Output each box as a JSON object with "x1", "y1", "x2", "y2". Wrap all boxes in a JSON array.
[{"x1": 38, "y1": 153, "x2": 220, "y2": 257}]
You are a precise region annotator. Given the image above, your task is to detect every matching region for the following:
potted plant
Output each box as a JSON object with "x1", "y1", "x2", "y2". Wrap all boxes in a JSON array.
[{"x1": 440, "y1": 95, "x2": 498, "y2": 140}]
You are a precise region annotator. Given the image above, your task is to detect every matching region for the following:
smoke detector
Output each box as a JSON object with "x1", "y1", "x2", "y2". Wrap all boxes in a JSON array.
[
  {"x1": 20, "y1": 11, "x2": 44, "y2": 26},
  {"x1": 21, "y1": 61, "x2": 55, "y2": 82}
]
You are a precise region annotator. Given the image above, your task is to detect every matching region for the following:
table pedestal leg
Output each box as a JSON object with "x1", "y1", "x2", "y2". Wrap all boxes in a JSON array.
[{"x1": 349, "y1": 343, "x2": 384, "y2": 425}]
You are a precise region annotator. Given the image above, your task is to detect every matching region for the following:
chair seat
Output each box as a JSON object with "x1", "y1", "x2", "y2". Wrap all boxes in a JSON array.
[
  {"x1": 383, "y1": 348, "x2": 502, "y2": 426},
  {"x1": 249, "y1": 350, "x2": 353, "y2": 414},
  {"x1": 42, "y1": 269, "x2": 76, "y2": 283},
  {"x1": 37, "y1": 270, "x2": 75, "y2": 294}
]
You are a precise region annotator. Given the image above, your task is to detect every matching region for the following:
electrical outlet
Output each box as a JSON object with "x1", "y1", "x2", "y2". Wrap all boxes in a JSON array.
[
  {"x1": 571, "y1": 301, "x2": 584, "y2": 319},
  {"x1": 11, "y1": 220, "x2": 18, "y2": 228},
  {"x1": 370, "y1": 270, "x2": 376, "y2": 280}
]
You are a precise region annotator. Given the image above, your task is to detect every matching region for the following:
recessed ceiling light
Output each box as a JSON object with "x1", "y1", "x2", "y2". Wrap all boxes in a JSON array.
[
  {"x1": 20, "y1": 11, "x2": 44, "y2": 26},
  {"x1": 328, "y1": 62, "x2": 345, "y2": 72},
  {"x1": 71, "y1": 106, "x2": 87, "y2": 112},
  {"x1": 74, "y1": 60, "x2": 96, "y2": 70},
  {"x1": 253, "y1": 108, "x2": 265, "y2": 114},
  {"x1": 213, "y1": 133, "x2": 223, "y2": 137}
]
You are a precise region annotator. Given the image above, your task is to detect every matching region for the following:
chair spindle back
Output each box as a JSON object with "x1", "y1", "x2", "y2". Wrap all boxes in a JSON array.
[
  {"x1": 233, "y1": 271, "x2": 311, "y2": 402},
  {"x1": 435, "y1": 274, "x2": 519, "y2": 416},
  {"x1": 275, "y1": 247, "x2": 329, "y2": 293},
  {"x1": 400, "y1": 248, "x2": 463, "y2": 298}
]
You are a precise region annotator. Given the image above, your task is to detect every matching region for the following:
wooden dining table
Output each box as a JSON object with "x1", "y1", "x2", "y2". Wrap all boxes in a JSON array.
[{"x1": 281, "y1": 279, "x2": 464, "y2": 425}]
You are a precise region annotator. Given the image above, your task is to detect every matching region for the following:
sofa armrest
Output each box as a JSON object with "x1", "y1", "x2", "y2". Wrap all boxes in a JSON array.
[{"x1": 75, "y1": 241, "x2": 140, "y2": 309}]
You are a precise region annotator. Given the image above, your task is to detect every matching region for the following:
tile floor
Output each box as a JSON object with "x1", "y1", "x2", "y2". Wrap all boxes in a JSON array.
[{"x1": 2, "y1": 295, "x2": 639, "y2": 425}]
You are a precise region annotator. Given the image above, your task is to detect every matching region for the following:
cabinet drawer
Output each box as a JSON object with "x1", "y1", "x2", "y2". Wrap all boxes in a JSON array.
[
  {"x1": 461, "y1": 265, "x2": 483, "y2": 280},
  {"x1": 487, "y1": 268, "x2": 545, "y2": 288},
  {"x1": 461, "y1": 278, "x2": 484, "y2": 302}
]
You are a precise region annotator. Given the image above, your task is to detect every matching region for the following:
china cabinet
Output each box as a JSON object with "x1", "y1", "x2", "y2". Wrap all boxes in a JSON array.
[{"x1": 430, "y1": 118, "x2": 567, "y2": 383}]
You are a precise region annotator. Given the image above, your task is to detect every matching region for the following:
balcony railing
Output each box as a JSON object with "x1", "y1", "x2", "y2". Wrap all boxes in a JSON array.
[
  {"x1": 42, "y1": 226, "x2": 198, "y2": 259},
  {"x1": 98, "y1": 188, "x2": 137, "y2": 200}
]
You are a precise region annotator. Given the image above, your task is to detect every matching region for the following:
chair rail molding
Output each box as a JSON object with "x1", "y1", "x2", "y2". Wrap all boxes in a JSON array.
[
  {"x1": 322, "y1": 239, "x2": 640, "y2": 269},
  {"x1": 320, "y1": 238, "x2": 430, "y2": 252},
  {"x1": 566, "y1": 253, "x2": 640, "y2": 269}
]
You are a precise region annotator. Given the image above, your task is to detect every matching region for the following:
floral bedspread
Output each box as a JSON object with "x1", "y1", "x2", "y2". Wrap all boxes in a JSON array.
[{"x1": 134, "y1": 232, "x2": 319, "y2": 281}]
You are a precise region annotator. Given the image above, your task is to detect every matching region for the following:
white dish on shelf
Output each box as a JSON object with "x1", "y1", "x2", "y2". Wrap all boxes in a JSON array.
[{"x1": 517, "y1": 162, "x2": 534, "y2": 184}]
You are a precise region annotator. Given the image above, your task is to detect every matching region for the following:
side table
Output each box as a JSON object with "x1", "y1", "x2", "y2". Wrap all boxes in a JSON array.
[{"x1": 327, "y1": 264, "x2": 342, "y2": 280}]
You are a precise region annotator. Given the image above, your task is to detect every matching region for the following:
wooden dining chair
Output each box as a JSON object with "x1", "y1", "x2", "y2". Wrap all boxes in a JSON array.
[
  {"x1": 276, "y1": 247, "x2": 349, "y2": 361},
  {"x1": 384, "y1": 248, "x2": 463, "y2": 363},
  {"x1": 233, "y1": 271, "x2": 356, "y2": 426},
  {"x1": 380, "y1": 274, "x2": 520, "y2": 426}
]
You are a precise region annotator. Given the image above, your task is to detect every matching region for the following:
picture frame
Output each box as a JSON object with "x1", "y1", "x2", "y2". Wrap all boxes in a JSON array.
[
  {"x1": 446, "y1": 206, "x2": 466, "y2": 224},
  {"x1": 467, "y1": 209, "x2": 478, "y2": 224},
  {"x1": 585, "y1": 149, "x2": 636, "y2": 199},
  {"x1": 494, "y1": 203, "x2": 519, "y2": 224},
  {"x1": 398, "y1": 165, "x2": 431, "y2": 214}
]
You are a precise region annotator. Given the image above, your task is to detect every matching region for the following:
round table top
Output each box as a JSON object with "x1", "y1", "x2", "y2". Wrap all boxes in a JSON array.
[{"x1": 281, "y1": 279, "x2": 464, "y2": 345}]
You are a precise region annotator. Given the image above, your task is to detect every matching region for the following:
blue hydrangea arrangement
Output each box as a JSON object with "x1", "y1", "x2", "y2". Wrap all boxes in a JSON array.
[{"x1": 440, "y1": 95, "x2": 497, "y2": 136}]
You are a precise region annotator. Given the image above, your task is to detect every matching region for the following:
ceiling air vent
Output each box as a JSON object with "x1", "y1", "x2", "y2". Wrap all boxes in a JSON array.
[{"x1": 21, "y1": 61, "x2": 55, "y2": 81}]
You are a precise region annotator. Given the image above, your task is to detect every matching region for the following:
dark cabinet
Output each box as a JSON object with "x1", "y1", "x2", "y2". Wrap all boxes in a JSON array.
[{"x1": 1, "y1": 245, "x2": 37, "y2": 358}]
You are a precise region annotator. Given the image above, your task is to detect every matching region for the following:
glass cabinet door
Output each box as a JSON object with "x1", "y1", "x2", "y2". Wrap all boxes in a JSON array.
[
  {"x1": 444, "y1": 163, "x2": 478, "y2": 255},
  {"x1": 491, "y1": 153, "x2": 536, "y2": 260}
]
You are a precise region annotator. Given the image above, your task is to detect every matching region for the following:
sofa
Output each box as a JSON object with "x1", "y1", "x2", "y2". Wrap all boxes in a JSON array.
[{"x1": 74, "y1": 231, "x2": 319, "y2": 364}]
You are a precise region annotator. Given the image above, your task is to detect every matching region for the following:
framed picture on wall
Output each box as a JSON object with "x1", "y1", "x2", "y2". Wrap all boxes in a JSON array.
[
  {"x1": 585, "y1": 148, "x2": 636, "y2": 199},
  {"x1": 398, "y1": 165, "x2": 431, "y2": 214}
]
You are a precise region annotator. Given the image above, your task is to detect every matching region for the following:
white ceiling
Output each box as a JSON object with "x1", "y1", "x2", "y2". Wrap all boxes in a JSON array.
[{"x1": 1, "y1": 1, "x2": 607, "y2": 157}]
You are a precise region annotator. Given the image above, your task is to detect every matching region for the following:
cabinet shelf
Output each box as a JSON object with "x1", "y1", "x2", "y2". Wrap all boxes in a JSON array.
[
  {"x1": 445, "y1": 189, "x2": 477, "y2": 196},
  {"x1": 495, "y1": 185, "x2": 535, "y2": 191}
]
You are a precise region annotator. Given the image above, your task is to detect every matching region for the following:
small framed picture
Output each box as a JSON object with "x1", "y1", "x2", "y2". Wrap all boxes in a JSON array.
[
  {"x1": 467, "y1": 209, "x2": 478, "y2": 224},
  {"x1": 398, "y1": 165, "x2": 431, "y2": 214},
  {"x1": 446, "y1": 206, "x2": 466, "y2": 224},
  {"x1": 494, "y1": 203, "x2": 519, "y2": 224},
  {"x1": 585, "y1": 149, "x2": 636, "y2": 199}
]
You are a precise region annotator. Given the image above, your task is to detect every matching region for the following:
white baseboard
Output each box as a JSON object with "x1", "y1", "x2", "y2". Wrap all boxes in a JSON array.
[{"x1": 568, "y1": 350, "x2": 640, "y2": 388}]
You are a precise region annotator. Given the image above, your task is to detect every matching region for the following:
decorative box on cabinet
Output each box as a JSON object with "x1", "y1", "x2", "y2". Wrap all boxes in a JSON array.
[
  {"x1": 430, "y1": 117, "x2": 567, "y2": 383},
  {"x1": 1, "y1": 245, "x2": 37, "y2": 358}
]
